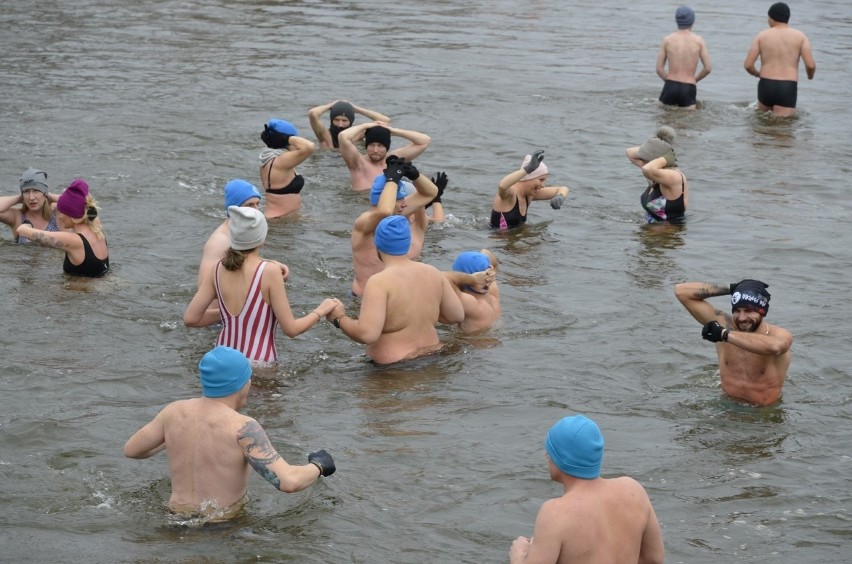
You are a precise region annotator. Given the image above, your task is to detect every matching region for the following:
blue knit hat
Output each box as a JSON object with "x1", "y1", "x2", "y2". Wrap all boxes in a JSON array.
[
  {"x1": 369, "y1": 174, "x2": 411, "y2": 206},
  {"x1": 374, "y1": 215, "x2": 411, "y2": 256},
  {"x1": 198, "y1": 346, "x2": 252, "y2": 398},
  {"x1": 452, "y1": 251, "x2": 490, "y2": 274},
  {"x1": 544, "y1": 415, "x2": 604, "y2": 479},
  {"x1": 224, "y1": 179, "x2": 261, "y2": 215}
]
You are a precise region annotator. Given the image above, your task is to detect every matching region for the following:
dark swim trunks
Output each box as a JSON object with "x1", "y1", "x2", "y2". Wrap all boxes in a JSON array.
[
  {"x1": 659, "y1": 80, "x2": 697, "y2": 107},
  {"x1": 758, "y1": 78, "x2": 797, "y2": 109}
]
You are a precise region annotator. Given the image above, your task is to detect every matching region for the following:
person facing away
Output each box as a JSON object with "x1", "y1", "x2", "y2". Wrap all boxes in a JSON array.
[
  {"x1": 509, "y1": 414, "x2": 665, "y2": 564},
  {"x1": 258, "y1": 118, "x2": 316, "y2": 219},
  {"x1": 328, "y1": 215, "x2": 464, "y2": 365},
  {"x1": 674, "y1": 278, "x2": 793, "y2": 406},
  {"x1": 124, "y1": 345, "x2": 336, "y2": 521},
  {"x1": 656, "y1": 5, "x2": 712, "y2": 109},
  {"x1": 197, "y1": 179, "x2": 263, "y2": 289},
  {"x1": 15, "y1": 178, "x2": 110, "y2": 278},
  {"x1": 308, "y1": 99, "x2": 390, "y2": 150},
  {"x1": 184, "y1": 206, "x2": 338, "y2": 364},
  {"x1": 625, "y1": 126, "x2": 689, "y2": 224},
  {"x1": 490, "y1": 150, "x2": 569, "y2": 230},
  {"x1": 338, "y1": 120, "x2": 431, "y2": 191},
  {"x1": 743, "y1": 2, "x2": 816, "y2": 117},
  {"x1": 442, "y1": 249, "x2": 501, "y2": 333},
  {"x1": 0, "y1": 168, "x2": 59, "y2": 243},
  {"x1": 350, "y1": 156, "x2": 438, "y2": 297}
]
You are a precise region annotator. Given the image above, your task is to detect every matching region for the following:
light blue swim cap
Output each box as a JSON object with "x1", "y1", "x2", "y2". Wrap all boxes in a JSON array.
[
  {"x1": 370, "y1": 174, "x2": 411, "y2": 206},
  {"x1": 198, "y1": 346, "x2": 252, "y2": 398},
  {"x1": 452, "y1": 251, "x2": 490, "y2": 274},
  {"x1": 224, "y1": 179, "x2": 261, "y2": 214},
  {"x1": 374, "y1": 215, "x2": 411, "y2": 256},
  {"x1": 544, "y1": 414, "x2": 604, "y2": 479}
]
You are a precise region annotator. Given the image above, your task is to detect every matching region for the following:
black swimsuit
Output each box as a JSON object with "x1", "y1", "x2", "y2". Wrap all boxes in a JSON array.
[
  {"x1": 640, "y1": 173, "x2": 686, "y2": 224},
  {"x1": 63, "y1": 233, "x2": 110, "y2": 278},
  {"x1": 264, "y1": 156, "x2": 304, "y2": 195},
  {"x1": 490, "y1": 196, "x2": 530, "y2": 229}
]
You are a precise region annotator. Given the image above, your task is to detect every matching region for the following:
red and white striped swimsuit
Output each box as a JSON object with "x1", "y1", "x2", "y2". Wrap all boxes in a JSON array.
[{"x1": 215, "y1": 261, "x2": 279, "y2": 363}]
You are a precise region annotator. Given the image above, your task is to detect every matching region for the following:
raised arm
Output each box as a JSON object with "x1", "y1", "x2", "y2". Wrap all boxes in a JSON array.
[
  {"x1": 387, "y1": 126, "x2": 431, "y2": 162},
  {"x1": 271, "y1": 135, "x2": 316, "y2": 170},
  {"x1": 400, "y1": 165, "x2": 439, "y2": 217},
  {"x1": 726, "y1": 326, "x2": 793, "y2": 356},
  {"x1": 640, "y1": 155, "x2": 678, "y2": 185},
  {"x1": 497, "y1": 168, "x2": 526, "y2": 201},
  {"x1": 15, "y1": 224, "x2": 81, "y2": 251},
  {"x1": 338, "y1": 122, "x2": 374, "y2": 171},
  {"x1": 237, "y1": 419, "x2": 326, "y2": 493},
  {"x1": 0, "y1": 193, "x2": 23, "y2": 229},
  {"x1": 352, "y1": 103, "x2": 390, "y2": 123},
  {"x1": 308, "y1": 101, "x2": 334, "y2": 144},
  {"x1": 674, "y1": 281, "x2": 730, "y2": 325}
]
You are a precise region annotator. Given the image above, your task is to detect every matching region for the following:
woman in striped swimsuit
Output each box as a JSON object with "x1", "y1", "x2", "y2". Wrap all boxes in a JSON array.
[{"x1": 184, "y1": 206, "x2": 339, "y2": 364}]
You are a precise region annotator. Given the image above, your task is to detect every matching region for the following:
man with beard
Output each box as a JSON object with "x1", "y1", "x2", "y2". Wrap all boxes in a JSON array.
[
  {"x1": 674, "y1": 279, "x2": 793, "y2": 406},
  {"x1": 308, "y1": 100, "x2": 390, "y2": 150},
  {"x1": 338, "y1": 121, "x2": 431, "y2": 191}
]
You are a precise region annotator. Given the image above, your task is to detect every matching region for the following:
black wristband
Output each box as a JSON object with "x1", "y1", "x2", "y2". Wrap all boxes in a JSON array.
[
  {"x1": 310, "y1": 461, "x2": 324, "y2": 477},
  {"x1": 333, "y1": 315, "x2": 344, "y2": 329}
]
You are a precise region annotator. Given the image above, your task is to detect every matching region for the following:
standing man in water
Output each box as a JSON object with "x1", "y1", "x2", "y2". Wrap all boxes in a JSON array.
[
  {"x1": 674, "y1": 279, "x2": 793, "y2": 406},
  {"x1": 308, "y1": 99, "x2": 390, "y2": 150},
  {"x1": 656, "y1": 5, "x2": 712, "y2": 109},
  {"x1": 743, "y1": 2, "x2": 816, "y2": 117},
  {"x1": 509, "y1": 414, "x2": 665, "y2": 564},
  {"x1": 338, "y1": 121, "x2": 431, "y2": 191},
  {"x1": 124, "y1": 346, "x2": 336, "y2": 521}
]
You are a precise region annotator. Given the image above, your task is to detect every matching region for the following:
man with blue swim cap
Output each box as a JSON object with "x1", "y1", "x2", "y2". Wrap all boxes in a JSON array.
[
  {"x1": 510, "y1": 414, "x2": 665, "y2": 563},
  {"x1": 329, "y1": 215, "x2": 463, "y2": 364},
  {"x1": 124, "y1": 346, "x2": 336, "y2": 521},
  {"x1": 675, "y1": 278, "x2": 793, "y2": 406},
  {"x1": 308, "y1": 99, "x2": 390, "y2": 150},
  {"x1": 349, "y1": 155, "x2": 442, "y2": 297},
  {"x1": 442, "y1": 249, "x2": 501, "y2": 332},
  {"x1": 196, "y1": 178, "x2": 263, "y2": 287}
]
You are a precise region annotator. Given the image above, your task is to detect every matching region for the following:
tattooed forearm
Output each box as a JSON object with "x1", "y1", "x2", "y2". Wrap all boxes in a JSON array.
[
  {"x1": 694, "y1": 284, "x2": 728, "y2": 299},
  {"x1": 29, "y1": 230, "x2": 66, "y2": 249},
  {"x1": 237, "y1": 420, "x2": 283, "y2": 489}
]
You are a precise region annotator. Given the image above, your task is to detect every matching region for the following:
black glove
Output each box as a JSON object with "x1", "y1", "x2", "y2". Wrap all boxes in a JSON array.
[
  {"x1": 402, "y1": 161, "x2": 420, "y2": 181},
  {"x1": 702, "y1": 321, "x2": 728, "y2": 343},
  {"x1": 729, "y1": 279, "x2": 769, "y2": 295},
  {"x1": 383, "y1": 156, "x2": 406, "y2": 184},
  {"x1": 549, "y1": 194, "x2": 565, "y2": 210},
  {"x1": 308, "y1": 449, "x2": 336, "y2": 477},
  {"x1": 426, "y1": 172, "x2": 447, "y2": 208},
  {"x1": 523, "y1": 150, "x2": 545, "y2": 174}
]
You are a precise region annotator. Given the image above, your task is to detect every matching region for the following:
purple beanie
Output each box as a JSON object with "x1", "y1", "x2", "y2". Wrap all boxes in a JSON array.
[{"x1": 57, "y1": 179, "x2": 90, "y2": 219}]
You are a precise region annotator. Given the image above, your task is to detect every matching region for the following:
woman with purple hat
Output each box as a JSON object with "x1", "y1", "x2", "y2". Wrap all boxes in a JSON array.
[
  {"x1": 0, "y1": 168, "x2": 60, "y2": 244},
  {"x1": 16, "y1": 178, "x2": 109, "y2": 277}
]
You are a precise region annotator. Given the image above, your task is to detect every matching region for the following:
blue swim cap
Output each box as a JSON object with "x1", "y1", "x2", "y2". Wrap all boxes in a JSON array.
[
  {"x1": 224, "y1": 179, "x2": 261, "y2": 214},
  {"x1": 452, "y1": 251, "x2": 490, "y2": 274},
  {"x1": 370, "y1": 174, "x2": 411, "y2": 206},
  {"x1": 374, "y1": 215, "x2": 411, "y2": 256},
  {"x1": 267, "y1": 118, "x2": 298, "y2": 136},
  {"x1": 544, "y1": 415, "x2": 604, "y2": 479},
  {"x1": 198, "y1": 346, "x2": 252, "y2": 398}
]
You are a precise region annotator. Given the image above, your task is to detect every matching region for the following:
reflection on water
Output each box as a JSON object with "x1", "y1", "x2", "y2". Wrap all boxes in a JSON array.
[{"x1": 627, "y1": 223, "x2": 686, "y2": 290}]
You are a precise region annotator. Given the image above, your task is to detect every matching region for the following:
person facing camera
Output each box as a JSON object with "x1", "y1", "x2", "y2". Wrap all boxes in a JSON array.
[
  {"x1": 0, "y1": 168, "x2": 60, "y2": 243},
  {"x1": 490, "y1": 150, "x2": 570, "y2": 230}
]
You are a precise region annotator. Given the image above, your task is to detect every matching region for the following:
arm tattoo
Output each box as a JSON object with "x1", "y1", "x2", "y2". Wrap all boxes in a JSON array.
[
  {"x1": 237, "y1": 420, "x2": 283, "y2": 490},
  {"x1": 694, "y1": 284, "x2": 727, "y2": 300},
  {"x1": 29, "y1": 230, "x2": 66, "y2": 250}
]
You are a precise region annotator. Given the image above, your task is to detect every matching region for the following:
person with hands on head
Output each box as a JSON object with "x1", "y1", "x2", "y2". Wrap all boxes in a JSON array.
[
  {"x1": 0, "y1": 168, "x2": 60, "y2": 243},
  {"x1": 258, "y1": 118, "x2": 316, "y2": 219},
  {"x1": 674, "y1": 278, "x2": 793, "y2": 406},
  {"x1": 308, "y1": 100, "x2": 390, "y2": 150},
  {"x1": 338, "y1": 120, "x2": 431, "y2": 191},
  {"x1": 16, "y1": 179, "x2": 109, "y2": 278},
  {"x1": 490, "y1": 150, "x2": 570, "y2": 230},
  {"x1": 350, "y1": 156, "x2": 438, "y2": 297},
  {"x1": 124, "y1": 345, "x2": 335, "y2": 522},
  {"x1": 441, "y1": 250, "x2": 501, "y2": 332},
  {"x1": 509, "y1": 414, "x2": 665, "y2": 564},
  {"x1": 425, "y1": 171, "x2": 448, "y2": 224},
  {"x1": 626, "y1": 126, "x2": 688, "y2": 224},
  {"x1": 184, "y1": 206, "x2": 338, "y2": 365},
  {"x1": 330, "y1": 215, "x2": 464, "y2": 365}
]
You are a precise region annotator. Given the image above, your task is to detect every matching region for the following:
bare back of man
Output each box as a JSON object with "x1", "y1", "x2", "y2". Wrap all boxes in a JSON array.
[
  {"x1": 658, "y1": 30, "x2": 711, "y2": 84},
  {"x1": 515, "y1": 477, "x2": 663, "y2": 564},
  {"x1": 747, "y1": 26, "x2": 814, "y2": 82},
  {"x1": 150, "y1": 398, "x2": 255, "y2": 517}
]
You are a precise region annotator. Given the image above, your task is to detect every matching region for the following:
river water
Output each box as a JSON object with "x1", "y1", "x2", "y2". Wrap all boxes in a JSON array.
[{"x1": 1, "y1": 1, "x2": 850, "y2": 562}]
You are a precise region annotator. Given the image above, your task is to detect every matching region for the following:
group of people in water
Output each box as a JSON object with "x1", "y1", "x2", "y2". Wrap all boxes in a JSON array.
[{"x1": 2, "y1": 3, "x2": 808, "y2": 561}]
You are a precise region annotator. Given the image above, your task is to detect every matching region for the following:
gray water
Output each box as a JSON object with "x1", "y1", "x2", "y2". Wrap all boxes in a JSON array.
[{"x1": 1, "y1": 1, "x2": 850, "y2": 562}]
